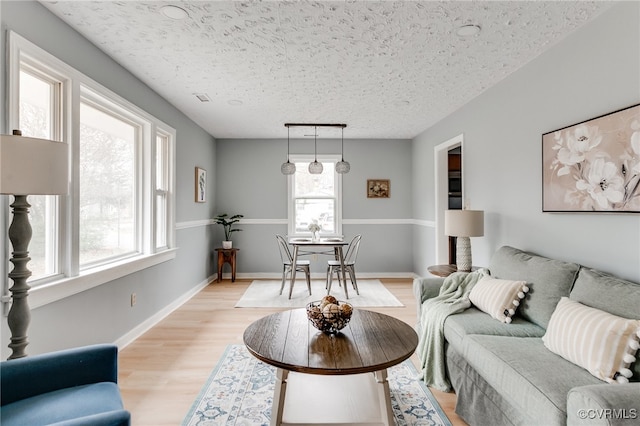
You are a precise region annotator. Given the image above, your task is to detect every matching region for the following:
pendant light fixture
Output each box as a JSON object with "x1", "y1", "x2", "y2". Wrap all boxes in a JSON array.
[
  {"x1": 282, "y1": 123, "x2": 347, "y2": 176},
  {"x1": 281, "y1": 127, "x2": 296, "y2": 175},
  {"x1": 308, "y1": 126, "x2": 323, "y2": 174},
  {"x1": 335, "y1": 127, "x2": 350, "y2": 174}
]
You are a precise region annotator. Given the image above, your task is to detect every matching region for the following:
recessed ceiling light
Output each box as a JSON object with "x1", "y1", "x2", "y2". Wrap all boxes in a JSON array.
[
  {"x1": 228, "y1": 100, "x2": 243, "y2": 106},
  {"x1": 457, "y1": 24, "x2": 481, "y2": 37},
  {"x1": 160, "y1": 5, "x2": 188, "y2": 20}
]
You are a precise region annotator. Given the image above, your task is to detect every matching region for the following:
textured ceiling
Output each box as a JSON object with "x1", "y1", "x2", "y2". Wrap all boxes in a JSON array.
[{"x1": 40, "y1": 1, "x2": 612, "y2": 139}]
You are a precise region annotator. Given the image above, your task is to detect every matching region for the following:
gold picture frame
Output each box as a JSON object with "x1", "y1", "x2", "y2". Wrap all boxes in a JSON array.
[
  {"x1": 195, "y1": 167, "x2": 206, "y2": 203},
  {"x1": 367, "y1": 179, "x2": 390, "y2": 198}
]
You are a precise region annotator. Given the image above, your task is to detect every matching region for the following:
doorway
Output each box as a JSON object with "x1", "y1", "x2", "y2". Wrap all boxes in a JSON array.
[{"x1": 434, "y1": 134, "x2": 463, "y2": 264}]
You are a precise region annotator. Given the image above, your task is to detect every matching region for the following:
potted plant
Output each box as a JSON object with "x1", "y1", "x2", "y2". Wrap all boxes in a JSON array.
[{"x1": 213, "y1": 214, "x2": 243, "y2": 248}]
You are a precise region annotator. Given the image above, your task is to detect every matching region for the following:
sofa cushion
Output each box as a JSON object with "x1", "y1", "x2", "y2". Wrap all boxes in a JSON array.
[
  {"x1": 462, "y1": 335, "x2": 603, "y2": 426},
  {"x1": 570, "y1": 268, "x2": 640, "y2": 320},
  {"x1": 570, "y1": 268, "x2": 640, "y2": 381},
  {"x1": 443, "y1": 307, "x2": 545, "y2": 353},
  {"x1": 543, "y1": 297, "x2": 640, "y2": 383},
  {"x1": 1, "y1": 382, "x2": 125, "y2": 426},
  {"x1": 488, "y1": 246, "x2": 580, "y2": 329},
  {"x1": 469, "y1": 275, "x2": 529, "y2": 323}
]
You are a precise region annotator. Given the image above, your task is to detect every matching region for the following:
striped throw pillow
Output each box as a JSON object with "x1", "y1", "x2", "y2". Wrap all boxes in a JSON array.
[
  {"x1": 468, "y1": 276, "x2": 529, "y2": 323},
  {"x1": 543, "y1": 297, "x2": 640, "y2": 383}
]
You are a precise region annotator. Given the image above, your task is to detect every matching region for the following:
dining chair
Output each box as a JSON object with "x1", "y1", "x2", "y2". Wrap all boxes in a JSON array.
[
  {"x1": 326, "y1": 234, "x2": 362, "y2": 296},
  {"x1": 276, "y1": 234, "x2": 312, "y2": 299}
]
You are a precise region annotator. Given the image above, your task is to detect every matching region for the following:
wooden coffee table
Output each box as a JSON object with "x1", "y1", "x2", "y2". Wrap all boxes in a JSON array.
[{"x1": 243, "y1": 308, "x2": 418, "y2": 426}]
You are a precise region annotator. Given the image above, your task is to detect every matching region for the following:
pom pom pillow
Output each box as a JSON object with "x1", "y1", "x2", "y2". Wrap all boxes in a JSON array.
[
  {"x1": 468, "y1": 276, "x2": 529, "y2": 323},
  {"x1": 543, "y1": 297, "x2": 640, "y2": 383}
]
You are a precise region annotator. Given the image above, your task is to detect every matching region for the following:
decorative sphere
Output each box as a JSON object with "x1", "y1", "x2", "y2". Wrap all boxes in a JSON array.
[
  {"x1": 281, "y1": 161, "x2": 296, "y2": 175},
  {"x1": 322, "y1": 303, "x2": 340, "y2": 318},
  {"x1": 322, "y1": 295, "x2": 338, "y2": 305},
  {"x1": 308, "y1": 161, "x2": 323, "y2": 174},
  {"x1": 339, "y1": 303, "x2": 353, "y2": 316},
  {"x1": 335, "y1": 160, "x2": 350, "y2": 174}
]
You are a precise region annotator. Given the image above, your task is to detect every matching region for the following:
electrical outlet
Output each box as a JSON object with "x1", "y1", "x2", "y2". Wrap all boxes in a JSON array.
[{"x1": 131, "y1": 293, "x2": 136, "y2": 307}]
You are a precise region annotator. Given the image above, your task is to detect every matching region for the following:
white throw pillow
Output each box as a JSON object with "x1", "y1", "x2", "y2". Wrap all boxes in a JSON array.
[
  {"x1": 468, "y1": 276, "x2": 529, "y2": 323},
  {"x1": 542, "y1": 297, "x2": 640, "y2": 383}
]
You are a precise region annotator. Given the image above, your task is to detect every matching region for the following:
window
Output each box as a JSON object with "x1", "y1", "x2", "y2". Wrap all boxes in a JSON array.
[
  {"x1": 155, "y1": 132, "x2": 170, "y2": 249},
  {"x1": 79, "y1": 98, "x2": 138, "y2": 267},
  {"x1": 18, "y1": 65, "x2": 64, "y2": 281},
  {"x1": 288, "y1": 156, "x2": 342, "y2": 237},
  {"x1": 4, "y1": 32, "x2": 176, "y2": 307}
]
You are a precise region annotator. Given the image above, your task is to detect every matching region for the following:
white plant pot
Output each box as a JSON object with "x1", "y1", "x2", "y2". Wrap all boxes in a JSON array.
[{"x1": 222, "y1": 241, "x2": 232, "y2": 249}]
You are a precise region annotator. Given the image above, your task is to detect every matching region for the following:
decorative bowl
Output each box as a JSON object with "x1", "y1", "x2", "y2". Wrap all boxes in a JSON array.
[{"x1": 306, "y1": 296, "x2": 353, "y2": 334}]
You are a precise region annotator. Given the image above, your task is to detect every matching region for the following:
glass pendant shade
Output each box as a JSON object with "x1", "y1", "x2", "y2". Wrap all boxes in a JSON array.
[
  {"x1": 309, "y1": 160, "x2": 323, "y2": 174},
  {"x1": 281, "y1": 127, "x2": 296, "y2": 175},
  {"x1": 309, "y1": 127, "x2": 323, "y2": 174},
  {"x1": 281, "y1": 161, "x2": 296, "y2": 175},
  {"x1": 335, "y1": 160, "x2": 350, "y2": 174},
  {"x1": 335, "y1": 127, "x2": 350, "y2": 174}
]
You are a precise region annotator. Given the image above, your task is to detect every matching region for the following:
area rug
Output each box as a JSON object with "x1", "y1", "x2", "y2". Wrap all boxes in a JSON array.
[
  {"x1": 182, "y1": 344, "x2": 451, "y2": 426},
  {"x1": 234, "y1": 279, "x2": 404, "y2": 308}
]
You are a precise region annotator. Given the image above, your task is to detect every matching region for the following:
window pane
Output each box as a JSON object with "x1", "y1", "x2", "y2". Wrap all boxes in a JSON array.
[
  {"x1": 19, "y1": 69, "x2": 58, "y2": 281},
  {"x1": 155, "y1": 194, "x2": 167, "y2": 248},
  {"x1": 156, "y1": 135, "x2": 168, "y2": 191},
  {"x1": 79, "y1": 102, "x2": 137, "y2": 266},
  {"x1": 20, "y1": 71, "x2": 52, "y2": 138},
  {"x1": 294, "y1": 199, "x2": 335, "y2": 234},
  {"x1": 294, "y1": 162, "x2": 335, "y2": 196}
]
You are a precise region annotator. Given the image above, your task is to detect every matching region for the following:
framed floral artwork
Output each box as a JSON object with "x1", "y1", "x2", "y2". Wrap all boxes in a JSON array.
[
  {"x1": 367, "y1": 179, "x2": 390, "y2": 198},
  {"x1": 542, "y1": 104, "x2": 640, "y2": 213},
  {"x1": 195, "y1": 167, "x2": 206, "y2": 203}
]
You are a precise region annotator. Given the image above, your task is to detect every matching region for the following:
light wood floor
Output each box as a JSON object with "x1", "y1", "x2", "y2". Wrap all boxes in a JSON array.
[{"x1": 118, "y1": 278, "x2": 468, "y2": 426}]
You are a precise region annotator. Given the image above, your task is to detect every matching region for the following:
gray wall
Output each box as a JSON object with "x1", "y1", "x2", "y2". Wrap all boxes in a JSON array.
[
  {"x1": 412, "y1": 2, "x2": 640, "y2": 282},
  {"x1": 214, "y1": 138, "x2": 414, "y2": 275},
  {"x1": 1, "y1": 1, "x2": 218, "y2": 358}
]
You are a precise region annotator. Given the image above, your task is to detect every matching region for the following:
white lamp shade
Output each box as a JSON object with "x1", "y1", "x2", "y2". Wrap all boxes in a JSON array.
[
  {"x1": 445, "y1": 210, "x2": 484, "y2": 237},
  {"x1": 0, "y1": 134, "x2": 69, "y2": 195}
]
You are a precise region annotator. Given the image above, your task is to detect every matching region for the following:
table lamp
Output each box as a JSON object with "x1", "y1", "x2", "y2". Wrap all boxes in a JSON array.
[
  {"x1": 1, "y1": 130, "x2": 68, "y2": 359},
  {"x1": 444, "y1": 209, "x2": 484, "y2": 272}
]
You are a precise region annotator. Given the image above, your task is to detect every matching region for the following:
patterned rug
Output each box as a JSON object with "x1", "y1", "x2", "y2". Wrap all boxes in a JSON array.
[{"x1": 182, "y1": 345, "x2": 451, "y2": 426}]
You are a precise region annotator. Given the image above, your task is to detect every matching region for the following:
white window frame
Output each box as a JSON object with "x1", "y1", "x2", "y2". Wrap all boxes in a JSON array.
[
  {"x1": 287, "y1": 154, "x2": 343, "y2": 238},
  {"x1": 154, "y1": 129, "x2": 174, "y2": 251},
  {"x1": 17, "y1": 62, "x2": 67, "y2": 282},
  {"x1": 2, "y1": 31, "x2": 176, "y2": 311},
  {"x1": 78, "y1": 87, "x2": 144, "y2": 269}
]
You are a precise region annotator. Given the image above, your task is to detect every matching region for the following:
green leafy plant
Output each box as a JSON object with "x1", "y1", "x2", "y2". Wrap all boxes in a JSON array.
[{"x1": 213, "y1": 213, "x2": 244, "y2": 241}]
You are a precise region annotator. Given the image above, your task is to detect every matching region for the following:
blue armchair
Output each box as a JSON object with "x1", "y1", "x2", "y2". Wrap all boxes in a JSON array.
[{"x1": 1, "y1": 344, "x2": 130, "y2": 426}]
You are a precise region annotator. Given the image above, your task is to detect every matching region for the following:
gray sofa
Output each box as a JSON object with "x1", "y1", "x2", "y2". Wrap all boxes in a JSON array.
[{"x1": 413, "y1": 246, "x2": 640, "y2": 426}]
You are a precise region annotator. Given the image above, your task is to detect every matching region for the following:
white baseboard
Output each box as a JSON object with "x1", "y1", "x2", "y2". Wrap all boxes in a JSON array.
[{"x1": 114, "y1": 273, "x2": 214, "y2": 350}]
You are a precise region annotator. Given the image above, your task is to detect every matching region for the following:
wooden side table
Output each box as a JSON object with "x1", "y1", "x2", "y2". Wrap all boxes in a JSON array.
[
  {"x1": 215, "y1": 248, "x2": 239, "y2": 282},
  {"x1": 428, "y1": 264, "x2": 479, "y2": 277}
]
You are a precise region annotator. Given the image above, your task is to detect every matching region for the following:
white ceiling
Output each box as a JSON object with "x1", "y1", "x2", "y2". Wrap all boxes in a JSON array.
[{"x1": 40, "y1": 1, "x2": 612, "y2": 139}]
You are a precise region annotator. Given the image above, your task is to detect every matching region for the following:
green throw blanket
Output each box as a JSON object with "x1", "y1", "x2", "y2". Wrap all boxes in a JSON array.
[{"x1": 416, "y1": 269, "x2": 487, "y2": 392}]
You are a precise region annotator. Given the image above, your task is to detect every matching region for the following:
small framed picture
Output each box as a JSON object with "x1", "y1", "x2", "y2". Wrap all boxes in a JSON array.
[
  {"x1": 195, "y1": 167, "x2": 206, "y2": 203},
  {"x1": 367, "y1": 179, "x2": 390, "y2": 198}
]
